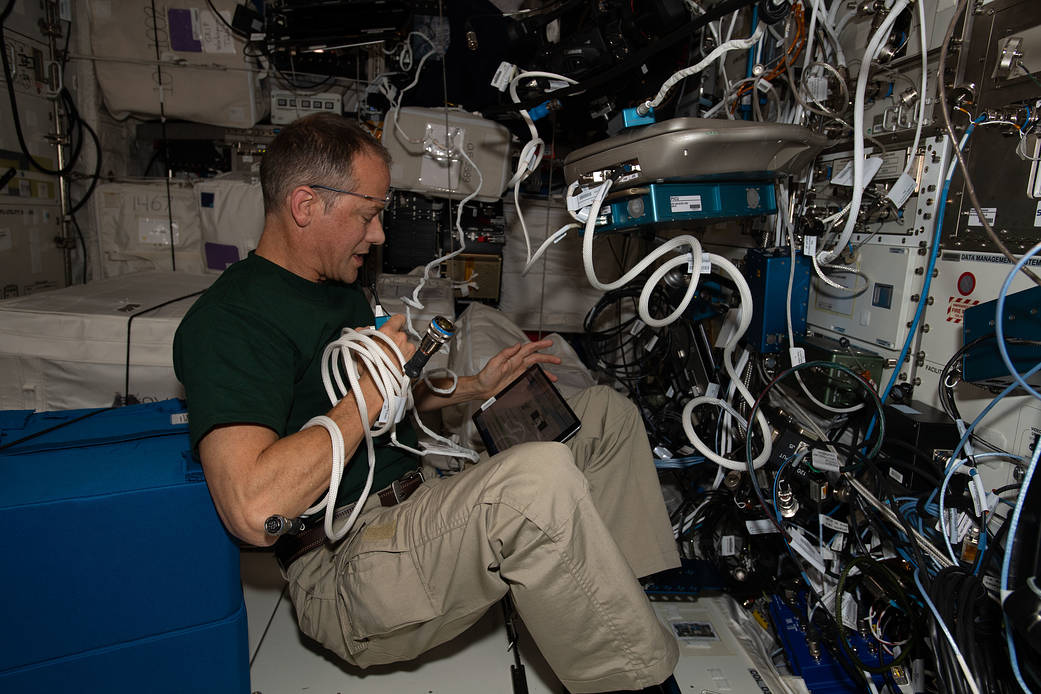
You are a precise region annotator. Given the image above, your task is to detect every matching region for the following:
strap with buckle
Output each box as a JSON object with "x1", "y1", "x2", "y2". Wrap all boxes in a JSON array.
[{"x1": 274, "y1": 470, "x2": 424, "y2": 572}]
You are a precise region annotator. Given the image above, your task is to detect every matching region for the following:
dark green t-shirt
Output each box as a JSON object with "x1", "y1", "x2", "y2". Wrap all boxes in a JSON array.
[{"x1": 173, "y1": 253, "x2": 418, "y2": 503}]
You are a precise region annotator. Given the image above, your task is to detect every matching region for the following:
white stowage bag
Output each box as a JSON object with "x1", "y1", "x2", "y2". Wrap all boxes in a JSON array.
[
  {"x1": 95, "y1": 181, "x2": 203, "y2": 277},
  {"x1": 88, "y1": 0, "x2": 267, "y2": 128},
  {"x1": 0, "y1": 270, "x2": 214, "y2": 411},
  {"x1": 196, "y1": 174, "x2": 264, "y2": 273}
]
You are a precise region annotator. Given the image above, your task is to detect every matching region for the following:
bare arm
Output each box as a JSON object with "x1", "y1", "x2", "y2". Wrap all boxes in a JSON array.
[
  {"x1": 198, "y1": 315, "x2": 414, "y2": 547},
  {"x1": 412, "y1": 338, "x2": 562, "y2": 412}
]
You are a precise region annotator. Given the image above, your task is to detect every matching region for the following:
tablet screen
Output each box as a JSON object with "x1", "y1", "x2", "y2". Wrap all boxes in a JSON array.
[{"x1": 471, "y1": 365, "x2": 582, "y2": 456}]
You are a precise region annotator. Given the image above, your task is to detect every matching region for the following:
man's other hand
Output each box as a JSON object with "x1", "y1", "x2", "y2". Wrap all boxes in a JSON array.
[{"x1": 476, "y1": 339, "x2": 562, "y2": 400}]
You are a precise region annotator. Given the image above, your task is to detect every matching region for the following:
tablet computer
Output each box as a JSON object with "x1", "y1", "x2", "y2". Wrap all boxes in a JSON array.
[{"x1": 471, "y1": 365, "x2": 582, "y2": 456}]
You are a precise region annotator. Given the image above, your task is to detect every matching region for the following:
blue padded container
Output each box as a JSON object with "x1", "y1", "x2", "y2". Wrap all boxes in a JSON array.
[{"x1": 0, "y1": 399, "x2": 248, "y2": 693}]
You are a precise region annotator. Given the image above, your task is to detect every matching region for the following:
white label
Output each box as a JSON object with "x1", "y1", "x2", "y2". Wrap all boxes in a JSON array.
[
  {"x1": 629, "y1": 318, "x2": 646, "y2": 336},
  {"x1": 138, "y1": 218, "x2": 180, "y2": 246},
  {"x1": 806, "y1": 74, "x2": 828, "y2": 102},
  {"x1": 479, "y1": 396, "x2": 497, "y2": 411},
  {"x1": 889, "y1": 467, "x2": 904, "y2": 484},
  {"x1": 812, "y1": 449, "x2": 841, "y2": 472},
  {"x1": 887, "y1": 172, "x2": 917, "y2": 207},
  {"x1": 491, "y1": 61, "x2": 515, "y2": 91},
  {"x1": 841, "y1": 592, "x2": 858, "y2": 630},
  {"x1": 670, "y1": 195, "x2": 703, "y2": 213},
  {"x1": 967, "y1": 207, "x2": 997, "y2": 227},
  {"x1": 831, "y1": 156, "x2": 884, "y2": 186},
  {"x1": 705, "y1": 383, "x2": 720, "y2": 399},
  {"x1": 568, "y1": 185, "x2": 602, "y2": 211},
  {"x1": 376, "y1": 397, "x2": 392, "y2": 427},
  {"x1": 969, "y1": 473, "x2": 986, "y2": 516},
  {"x1": 199, "y1": 9, "x2": 236, "y2": 54},
  {"x1": 720, "y1": 535, "x2": 740, "y2": 557},
  {"x1": 170, "y1": 412, "x2": 189, "y2": 425},
  {"x1": 746, "y1": 519, "x2": 780, "y2": 535},
  {"x1": 189, "y1": 7, "x2": 201, "y2": 40},
  {"x1": 644, "y1": 334, "x2": 659, "y2": 352},
  {"x1": 700, "y1": 257, "x2": 711, "y2": 275},
  {"x1": 821, "y1": 546, "x2": 836, "y2": 560},
  {"x1": 788, "y1": 527, "x2": 826, "y2": 574},
  {"x1": 820, "y1": 514, "x2": 849, "y2": 534},
  {"x1": 803, "y1": 235, "x2": 817, "y2": 257},
  {"x1": 790, "y1": 347, "x2": 806, "y2": 366},
  {"x1": 831, "y1": 533, "x2": 846, "y2": 552},
  {"x1": 957, "y1": 512, "x2": 973, "y2": 542},
  {"x1": 1035, "y1": 200, "x2": 1041, "y2": 226}
]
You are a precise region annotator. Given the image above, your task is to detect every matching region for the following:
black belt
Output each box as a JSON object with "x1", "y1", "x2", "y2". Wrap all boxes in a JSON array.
[{"x1": 273, "y1": 470, "x2": 425, "y2": 572}]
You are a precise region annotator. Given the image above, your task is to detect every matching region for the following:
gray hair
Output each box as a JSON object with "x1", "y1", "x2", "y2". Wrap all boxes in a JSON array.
[{"x1": 260, "y1": 113, "x2": 391, "y2": 214}]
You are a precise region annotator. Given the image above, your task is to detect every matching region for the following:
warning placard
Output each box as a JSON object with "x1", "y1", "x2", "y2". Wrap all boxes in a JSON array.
[{"x1": 946, "y1": 296, "x2": 980, "y2": 324}]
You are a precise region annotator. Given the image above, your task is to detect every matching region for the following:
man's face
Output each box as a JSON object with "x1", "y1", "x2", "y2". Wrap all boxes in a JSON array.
[{"x1": 312, "y1": 151, "x2": 390, "y2": 284}]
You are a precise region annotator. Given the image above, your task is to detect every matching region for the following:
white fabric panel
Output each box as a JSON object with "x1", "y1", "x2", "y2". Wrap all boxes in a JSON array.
[
  {"x1": 196, "y1": 174, "x2": 265, "y2": 273},
  {"x1": 88, "y1": 0, "x2": 266, "y2": 128},
  {"x1": 0, "y1": 270, "x2": 213, "y2": 411},
  {"x1": 95, "y1": 181, "x2": 203, "y2": 277},
  {"x1": 499, "y1": 198, "x2": 608, "y2": 333}
]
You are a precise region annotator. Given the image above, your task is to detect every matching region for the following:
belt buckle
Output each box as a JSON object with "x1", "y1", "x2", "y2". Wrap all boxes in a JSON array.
[{"x1": 391, "y1": 470, "x2": 424, "y2": 503}]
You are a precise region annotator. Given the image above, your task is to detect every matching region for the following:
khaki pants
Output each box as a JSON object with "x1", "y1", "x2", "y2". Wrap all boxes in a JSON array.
[{"x1": 287, "y1": 386, "x2": 681, "y2": 692}]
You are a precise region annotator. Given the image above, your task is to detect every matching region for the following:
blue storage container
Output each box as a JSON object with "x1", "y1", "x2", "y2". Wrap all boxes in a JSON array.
[{"x1": 0, "y1": 399, "x2": 248, "y2": 693}]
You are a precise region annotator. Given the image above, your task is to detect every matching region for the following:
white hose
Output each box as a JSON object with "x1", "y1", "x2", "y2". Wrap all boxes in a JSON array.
[
  {"x1": 681, "y1": 253, "x2": 774, "y2": 470},
  {"x1": 820, "y1": 0, "x2": 910, "y2": 264}
]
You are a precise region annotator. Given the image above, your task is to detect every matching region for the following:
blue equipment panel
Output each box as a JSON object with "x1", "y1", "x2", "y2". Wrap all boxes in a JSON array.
[
  {"x1": 745, "y1": 247, "x2": 812, "y2": 353},
  {"x1": 962, "y1": 285, "x2": 1041, "y2": 386},
  {"x1": 597, "y1": 181, "x2": 778, "y2": 233},
  {"x1": 0, "y1": 400, "x2": 248, "y2": 694},
  {"x1": 769, "y1": 594, "x2": 890, "y2": 694}
]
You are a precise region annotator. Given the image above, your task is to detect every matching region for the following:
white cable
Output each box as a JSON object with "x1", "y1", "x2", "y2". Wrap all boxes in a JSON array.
[
  {"x1": 506, "y1": 70, "x2": 579, "y2": 273},
  {"x1": 782, "y1": 200, "x2": 864, "y2": 414},
  {"x1": 579, "y1": 179, "x2": 703, "y2": 328},
  {"x1": 572, "y1": 180, "x2": 771, "y2": 469},
  {"x1": 819, "y1": 0, "x2": 910, "y2": 264},
  {"x1": 308, "y1": 328, "x2": 409, "y2": 541},
  {"x1": 639, "y1": 24, "x2": 765, "y2": 115},
  {"x1": 389, "y1": 34, "x2": 437, "y2": 146},
  {"x1": 902, "y1": 0, "x2": 928, "y2": 179},
  {"x1": 681, "y1": 254, "x2": 774, "y2": 470},
  {"x1": 310, "y1": 325, "x2": 480, "y2": 541},
  {"x1": 400, "y1": 136, "x2": 485, "y2": 340}
]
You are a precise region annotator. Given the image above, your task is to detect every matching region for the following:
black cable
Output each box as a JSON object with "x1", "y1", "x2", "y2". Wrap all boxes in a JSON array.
[
  {"x1": 744, "y1": 361, "x2": 886, "y2": 535},
  {"x1": 835, "y1": 556, "x2": 918, "y2": 674},
  {"x1": 69, "y1": 114, "x2": 102, "y2": 215},
  {"x1": 0, "y1": 407, "x2": 111, "y2": 452},
  {"x1": 71, "y1": 213, "x2": 87, "y2": 284},
  {"x1": 0, "y1": 1, "x2": 81, "y2": 176},
  {"x1": 124, "y1": 291, "x2": 205, "y2": 404}
]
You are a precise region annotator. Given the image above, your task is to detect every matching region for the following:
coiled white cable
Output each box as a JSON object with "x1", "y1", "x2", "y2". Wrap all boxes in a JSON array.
[
  {"x1": 578, "y1": 179, "x2": 704, "y2": 328},
  {"x1": 304, "y1": 326, "x2": 478, "y2": 541},
  {"x1": 681, "y1": 254, "x2": 774, "y2": 470},
  {"x1": 302, "y1": 328, "x2": 408, "y2": 541}
]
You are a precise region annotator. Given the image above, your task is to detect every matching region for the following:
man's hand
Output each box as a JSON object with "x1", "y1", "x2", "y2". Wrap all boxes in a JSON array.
[
  {"x1": 365, "y1": 313, "x2": 415, "y2": 373},
  {"x1": 475, "y1": 339, "x2": 562, "y2": 401}
]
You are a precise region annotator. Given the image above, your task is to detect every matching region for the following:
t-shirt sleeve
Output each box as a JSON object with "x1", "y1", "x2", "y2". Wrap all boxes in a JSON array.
[{"x1": 174, "y1": 303, "x2": 299, "y2": 449}]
